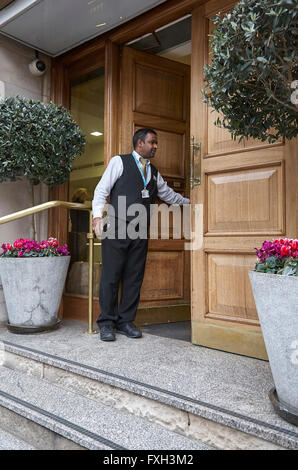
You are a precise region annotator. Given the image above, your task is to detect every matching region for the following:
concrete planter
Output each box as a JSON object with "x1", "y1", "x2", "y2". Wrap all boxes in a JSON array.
[
  {"x1": 0, "y1": 256, "x2": 70, "y2": 333},
  {"x1": 0, "y1": 280, "x2": 8, "y2": 326},
  {"x1": 249, "y1": 271, "x2": 298, "y2": 424}
]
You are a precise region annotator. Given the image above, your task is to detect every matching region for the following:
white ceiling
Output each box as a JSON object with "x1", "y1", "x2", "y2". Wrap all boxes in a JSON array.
[{"x1": 0, "y1": 0, "x2": 167, "y2": 57}]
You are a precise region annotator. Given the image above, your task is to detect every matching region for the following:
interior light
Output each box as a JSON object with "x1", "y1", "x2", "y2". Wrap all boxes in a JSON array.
[
  {"x1": 91, "y1": 132, "x2": 103, "y2": 137},
  {"x1": 96, "y1": 23, "x2": 107, "y2": 28}
]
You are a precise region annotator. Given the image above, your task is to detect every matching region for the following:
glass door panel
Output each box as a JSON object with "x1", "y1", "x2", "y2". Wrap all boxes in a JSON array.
[{"x1": 66, "y1": 67, "x2": 104, "y2": 297}]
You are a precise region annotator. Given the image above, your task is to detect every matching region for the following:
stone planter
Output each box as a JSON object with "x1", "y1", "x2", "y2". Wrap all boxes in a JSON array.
[
  {"x1": 0, "y1": 256, "x2": 70, "y2": 333},
  {"x1": 0, "y1": 280, "x2": 8, "y2": 326},
  {"x1": 249, "y1": 271, "x2": 298, "y2": 425}
]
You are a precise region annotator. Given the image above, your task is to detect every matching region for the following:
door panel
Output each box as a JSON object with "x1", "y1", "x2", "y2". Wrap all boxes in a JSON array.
[
  {"x1": 134, "y1": 65, "x2": 185, "y2": 120},
  {"x1": 120, "y1": 46, "x2": 190, "y2": 324},
  {"x1": 207, "y1": 252, "x2": 259, "y2": 322},
  {"x1": 191, "y1": 2, "x2": 298, "y2": 359},
  {"x1": 206, "y1": 162, "x2": 284, "y2": 235},
  {"x1": 151, "y1": 130, "x2": 185, "y2": 178},
  {"x1": 142, "y1": 250, "x2": 184, "y2": 301}
]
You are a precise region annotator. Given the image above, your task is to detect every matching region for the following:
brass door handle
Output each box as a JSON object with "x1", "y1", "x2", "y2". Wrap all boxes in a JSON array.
[{"x1": 190, "y1": 136, "x2": 201, "y2": 188}]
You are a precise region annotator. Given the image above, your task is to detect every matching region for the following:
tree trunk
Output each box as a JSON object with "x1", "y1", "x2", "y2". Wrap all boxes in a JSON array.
[{"x1": 27, "y1": 178, "x2": 37, "y2": 240}]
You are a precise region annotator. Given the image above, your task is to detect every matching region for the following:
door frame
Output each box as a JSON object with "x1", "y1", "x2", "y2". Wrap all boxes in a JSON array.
[
  {"x1": 49, "y1": 0, "x2": 297, "y2": 352},
  {"x1": 49, "y1": 0, "x2": 206, "y2": 243},
  {"x1": 50, "y1": 0, "x2": 206, "y2": 323}
]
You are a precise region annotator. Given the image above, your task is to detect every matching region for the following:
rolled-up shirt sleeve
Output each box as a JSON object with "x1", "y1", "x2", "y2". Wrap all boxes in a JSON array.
[
  {"x1": 92, "y1": 156, "x2": 123, "y2": 218},
  {"x1": 157, "y1": 172, "x2": 190, "y2": 205}
]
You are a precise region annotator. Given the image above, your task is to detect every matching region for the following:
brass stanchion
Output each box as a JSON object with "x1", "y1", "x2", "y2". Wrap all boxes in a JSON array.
[{"x1": 85, "y1": 211, "x2": 98, "y2": 334}]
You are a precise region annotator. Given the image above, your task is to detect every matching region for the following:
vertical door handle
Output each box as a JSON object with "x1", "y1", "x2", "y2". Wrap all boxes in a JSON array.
[{"x1": 190, "y1": 136, "x2": 201, "y2": 188}]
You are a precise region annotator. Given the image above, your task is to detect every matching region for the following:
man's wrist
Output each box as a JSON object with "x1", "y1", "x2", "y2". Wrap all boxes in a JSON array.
[{"x1": 92, "y1": 210, "x2": 103, "y2": 219}]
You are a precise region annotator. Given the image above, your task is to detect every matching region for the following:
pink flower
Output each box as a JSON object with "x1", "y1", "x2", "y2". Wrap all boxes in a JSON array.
[
  {"x1": 48, "y1": 237, "x2": 59, "y2": 247},
  {"x1": 1, "y1": 237, "x2": 69, "y2": 258}
]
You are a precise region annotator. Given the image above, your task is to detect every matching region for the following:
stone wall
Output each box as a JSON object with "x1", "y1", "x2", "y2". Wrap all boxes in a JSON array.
[
  {"x1": 0, "y1": 35, "x2": 52, "y2": 324},
  {"x1": 0, "y1": 35, "x2": 52, "y2": 243}
]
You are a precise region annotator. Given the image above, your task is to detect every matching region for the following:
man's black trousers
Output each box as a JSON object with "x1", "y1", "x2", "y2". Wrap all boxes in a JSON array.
[{"x1": 97, "y1": 231, "x2": 148, "y2": 327}]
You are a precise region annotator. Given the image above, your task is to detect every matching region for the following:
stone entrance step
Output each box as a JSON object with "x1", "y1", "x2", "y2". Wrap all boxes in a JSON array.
[
  {"x1": 1, "y1": 321, "x2": 298, "y2": 450},
  {"x1": 0, "y1": 366, "x2": 212, "y2": 450},
  {"x1": 0, "y1": 427, "x2": 36, "y2": 450},
  {"x1": 2, "y1": 340, "x2": 294, "y2": 450}
]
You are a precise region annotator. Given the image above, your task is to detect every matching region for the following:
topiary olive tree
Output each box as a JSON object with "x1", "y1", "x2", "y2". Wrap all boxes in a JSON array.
[
  {"x1": 0, "y1": 96, "x2": 85, "y2": 238},
  {"x1": 203, "y1": 0, "x2": 298, "y2": 143}
]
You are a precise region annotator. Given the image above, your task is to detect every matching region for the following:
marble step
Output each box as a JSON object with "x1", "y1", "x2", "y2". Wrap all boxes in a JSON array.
[
  {"x1": 0, "y1": 427, "x2": 36, "y2": 450},
  {"x1": 0, "y1": 366, "x2": 212, "y2": 450},
  {"x1": 1, "y1": 339, "x2": 294, "y2": 450}
]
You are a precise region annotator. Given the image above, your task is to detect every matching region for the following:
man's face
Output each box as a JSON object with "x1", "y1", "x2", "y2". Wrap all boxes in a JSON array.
[{"x1": 137, "y1": 133, "x2": 158, "y2": 159}]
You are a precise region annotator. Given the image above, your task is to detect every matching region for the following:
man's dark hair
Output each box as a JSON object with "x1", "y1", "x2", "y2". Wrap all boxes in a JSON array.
[{"x1": 133, "y1": 128, "x2": 157, "y2": 149}]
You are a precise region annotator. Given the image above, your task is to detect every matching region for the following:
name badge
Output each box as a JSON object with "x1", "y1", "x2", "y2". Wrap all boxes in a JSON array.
[{"x1": 142, "y1": 189, "x2": 150, "y2": 198}]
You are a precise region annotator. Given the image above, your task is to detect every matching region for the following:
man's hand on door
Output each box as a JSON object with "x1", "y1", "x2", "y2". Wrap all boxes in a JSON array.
[{"x1": 93, "y1": 217, "x2": 103, "y2": 238}]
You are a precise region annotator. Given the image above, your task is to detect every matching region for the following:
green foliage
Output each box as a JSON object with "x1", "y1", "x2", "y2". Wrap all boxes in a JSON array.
[
  {"x1": 255, "y1": 255, "x2": 284, "y2": 274},
  {"x1": 279, "y1": 257, "x2": 298, "y2": 275},
  {"x1": 203, "y1": 0, "x2": 298, "y2": 143},
  {"x1": 255, "y1": 256, "x2": 298, "y2": 275},
  {"x1": 0, "y1": 97, "x2": 85, "y2": 187}
]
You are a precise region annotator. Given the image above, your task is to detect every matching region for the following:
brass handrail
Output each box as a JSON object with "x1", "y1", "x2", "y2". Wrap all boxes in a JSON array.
[{"x1": 0, "y1": 200, "x2": 96, "y2": 334}]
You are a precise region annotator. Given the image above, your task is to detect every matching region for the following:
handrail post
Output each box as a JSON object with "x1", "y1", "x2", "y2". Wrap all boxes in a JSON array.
[{"x1": 86, "y1": 210, "x2": 97, "y2": 334}]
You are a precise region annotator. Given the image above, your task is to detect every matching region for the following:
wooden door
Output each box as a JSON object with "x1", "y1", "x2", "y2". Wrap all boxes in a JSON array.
[
  {"x1": 190, "y1": 1, "x2": 298, "y2": 359},
  {"x1": 120, "y1": 46, "x2": 191, "y2": 325}
]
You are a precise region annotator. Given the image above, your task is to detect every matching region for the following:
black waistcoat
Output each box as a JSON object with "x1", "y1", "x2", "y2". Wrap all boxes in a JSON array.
[{"x1": 109, "y1": 154, "x2": 158, "y2": 223}]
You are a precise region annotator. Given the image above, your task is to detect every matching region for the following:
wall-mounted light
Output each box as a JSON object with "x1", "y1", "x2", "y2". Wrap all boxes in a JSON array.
[{"x1": 91, "y1": 132, "x2": 103, "y2": 137}]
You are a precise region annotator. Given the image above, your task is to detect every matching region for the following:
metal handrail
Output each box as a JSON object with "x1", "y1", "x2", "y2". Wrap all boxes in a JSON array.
[{"x1": 0, "y1": 200, "x2": 96, "y2": 334}]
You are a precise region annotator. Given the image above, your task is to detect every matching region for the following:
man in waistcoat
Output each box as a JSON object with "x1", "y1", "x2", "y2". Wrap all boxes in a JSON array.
[{"x1": 92, "y1": 129, "x2": 190, "y2": 341}]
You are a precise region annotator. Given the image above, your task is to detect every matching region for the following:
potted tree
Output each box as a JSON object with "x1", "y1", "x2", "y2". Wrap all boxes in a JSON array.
[
  {"x1": 0, "y1": 97, "x2": 85, "y2": 333},
  {"x1": 203, "y1": 0, "x2": 297, "y2": 143},
  {"x1": 203, "y1": 0, "x2": 298, "y2": 424}
]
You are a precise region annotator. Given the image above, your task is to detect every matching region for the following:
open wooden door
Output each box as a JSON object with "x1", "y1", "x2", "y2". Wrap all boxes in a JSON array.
[
  {"x1": 190, "y1": 1, "x2": 298, "y2": 359},
  {"x1": 120, "y1": 46, "x2": 191, "y2": 325}
]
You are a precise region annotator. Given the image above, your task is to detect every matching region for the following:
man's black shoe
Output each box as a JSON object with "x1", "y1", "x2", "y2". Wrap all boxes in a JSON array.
[
  {"x1": 116, "y1": 322, "x2": 142, "y2": 338},
  {"x1": 99, "y1": 325, "x2": 116, "y2": 342}
]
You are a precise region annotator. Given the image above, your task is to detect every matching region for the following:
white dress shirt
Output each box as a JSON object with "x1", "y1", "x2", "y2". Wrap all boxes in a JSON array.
[{"x1": 92, "y1": 151, "x2": 190, "y2": 218}]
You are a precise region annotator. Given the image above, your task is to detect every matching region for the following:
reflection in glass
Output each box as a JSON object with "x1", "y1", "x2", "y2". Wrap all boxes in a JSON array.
[{"x1": 66, "y1": 68, "x2": 104, "y2": 296}]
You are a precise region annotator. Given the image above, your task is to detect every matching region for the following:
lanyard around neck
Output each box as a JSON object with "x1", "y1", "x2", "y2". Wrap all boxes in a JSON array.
[{"x1": 132, "y1": 152, "x2": 147, "y2": 188}]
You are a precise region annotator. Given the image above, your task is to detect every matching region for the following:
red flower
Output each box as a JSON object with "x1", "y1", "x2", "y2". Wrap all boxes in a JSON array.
[{"x1": 281, "y1": 246, "x2": 290, "y2": 257}]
